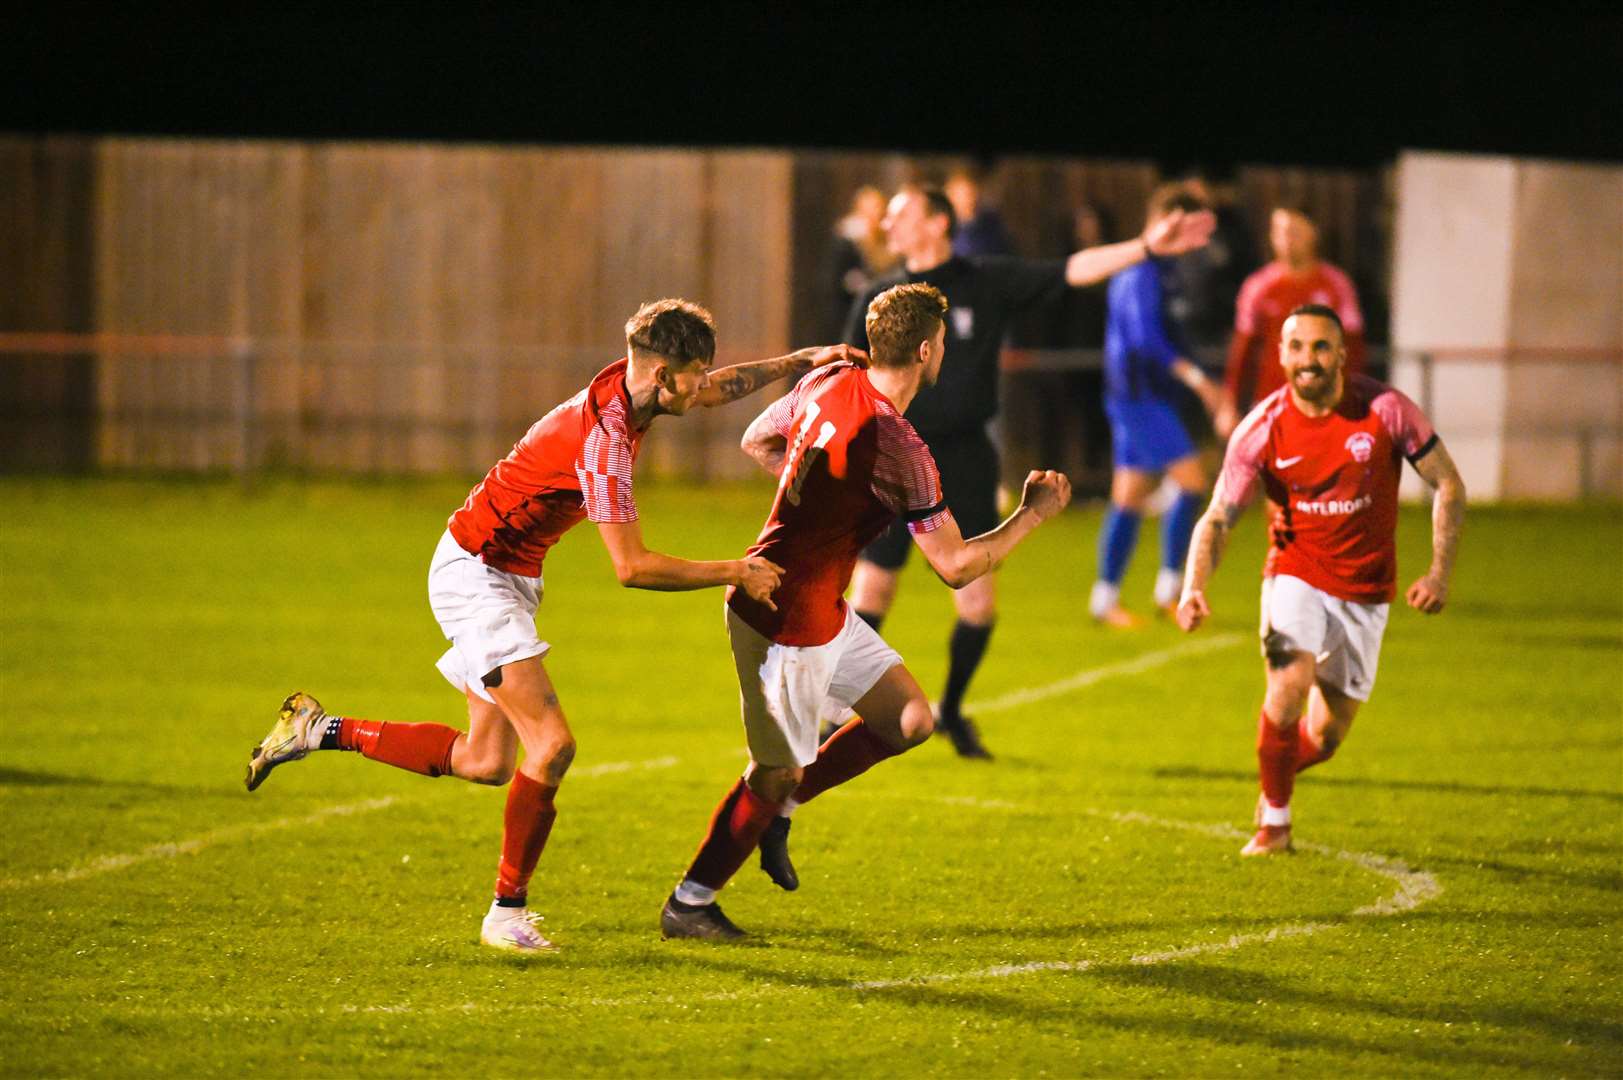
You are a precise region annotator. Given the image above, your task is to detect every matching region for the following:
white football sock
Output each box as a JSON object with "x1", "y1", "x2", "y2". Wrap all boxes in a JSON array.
[
  {"x1": 1089, "y1": 581, "x2": 1120, "y2": 619},
  {"x1": 674, "y1": 879, "x2": 717, "y2": 906},
  {"x1": 1261, "y1": 802, "x2": 1292, "y2": 827},
  {"x1": 1153, "y1": 567, "x2": 1182, "y2": 609}
]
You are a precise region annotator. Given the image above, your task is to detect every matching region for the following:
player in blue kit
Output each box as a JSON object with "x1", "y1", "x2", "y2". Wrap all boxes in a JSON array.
[{"x1": 1089, "y1": 183, "x2": 1229, "y2": 627}]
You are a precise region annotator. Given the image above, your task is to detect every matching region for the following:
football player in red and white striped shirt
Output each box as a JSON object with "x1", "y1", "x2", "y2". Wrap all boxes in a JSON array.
[
  {"x1": 659, "y1": 283, "x2": 1072, "y2": 939},
  {"x1": 245, "y1": 298, "x2": 862, "y2": 953},
  {"x1": 1178, "y1": 304, "x2": 1465, "y2": 855}
]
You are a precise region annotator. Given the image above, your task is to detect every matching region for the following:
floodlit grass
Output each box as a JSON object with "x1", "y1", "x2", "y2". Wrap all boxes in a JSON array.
[{"x1": 2, "y1": 475, "x2": 1620, "y2": 1077}]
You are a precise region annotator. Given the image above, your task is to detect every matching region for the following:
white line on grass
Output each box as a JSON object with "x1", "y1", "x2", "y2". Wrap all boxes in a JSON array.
[
  {"x1": 964, "y1": 632, "x2": 1245, "y2": 715},
  {"x1": 848, "y1": 806, "x2": 1440, "y2": 991},
  {"x1": 0, "y1": 796, "x2": 399, "y2": 890},
  {"x1": 2, "y1": 754, "x2": 687, "y2": 890},
  {"x1": 330, "y1": 803, "x2": 1441, "y2": 1013}
]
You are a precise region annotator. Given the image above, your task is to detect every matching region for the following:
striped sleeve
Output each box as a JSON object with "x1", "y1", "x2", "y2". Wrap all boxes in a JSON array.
[
  {"x1": 1371, "y1": 385, "x2": 1438, "y2": 462},
  {"x1": 872, "y1": 411, "x2": 949, "y2": 534},
  {"x1": 762, "y1": 374, "x2": 808, "y2": 440},
  {"x1": 577, "y1": 397, "x2": 639, "y2": 523},
  {"x1": 1218, "y1": 397, "x2": 1276, "y2": 508}
]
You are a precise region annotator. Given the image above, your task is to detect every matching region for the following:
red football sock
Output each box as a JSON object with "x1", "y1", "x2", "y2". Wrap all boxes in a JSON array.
[
  {"x1": 339, "y1": 718, "x2": 460, "y2": 778},
  {"x1": 1256, "y1": 710, "x2": 1297, "y2": 809},
  {"x1": 684, "y1": 778, "x2": 782, "y2": 890},
  {"x1": 792, "y1": 719, "x2": 901, "y2": 806},
  {"x1": 494, "y1": 771, "x2": 559, "y2": 904},
  {"x1": 1294, "y1": 717, "x2": 1336, "y2": 774}
]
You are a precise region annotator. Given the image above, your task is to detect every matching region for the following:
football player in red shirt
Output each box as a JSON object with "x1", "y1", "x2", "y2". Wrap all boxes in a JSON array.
[
  {"x1": 1178, "y1": 304, "x2": 1465, "y2": 855},
  {"x1": 659, "y1": 283, "x2": 1072, "y2": 939},
  {"x1": 1215, "y1": 209, "x2": 1367, "y2": 438},
  {"x1": 244, "y1": 298, "x2": 862, "y2": 953}
]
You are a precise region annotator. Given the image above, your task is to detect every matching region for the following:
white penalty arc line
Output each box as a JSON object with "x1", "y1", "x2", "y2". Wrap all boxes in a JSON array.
[
  {"x1": 847, "y1": 807, "x2": 1442, "y2": 992},
  {"x1": 0, "y1": 755, "x2": 686, "y2": 891},
  {"x1": 331, "y1": 806, "x2": 1441, "y2": 1014},
  {"x1": 964, "y1": 632, "x2": 1245, "y2": 715}
]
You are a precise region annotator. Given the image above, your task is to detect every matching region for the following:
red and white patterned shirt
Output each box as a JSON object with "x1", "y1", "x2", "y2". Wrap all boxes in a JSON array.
[
  {"x1": 448, "y1": 359, "x2": 645, "y2": 577},
  {"x1": 1226, "y1": 261, "x2": 1366, "y2": 408},
  {"x1": 1221, "y1": 374, "x2": 1437, "y2": 604},
  {"x1": 729, "y1": 362, "x2": 950, "y2": 645}
]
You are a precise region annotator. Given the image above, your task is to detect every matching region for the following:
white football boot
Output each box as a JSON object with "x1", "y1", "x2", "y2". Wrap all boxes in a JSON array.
[{"x1": 480, "y1": 908, "x2": 558, "y2": 955}]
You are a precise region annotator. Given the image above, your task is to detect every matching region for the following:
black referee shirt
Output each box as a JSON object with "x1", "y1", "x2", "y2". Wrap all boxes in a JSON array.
[{"x1": 843, "y1": 255, "x2": 1068, "y2": 440}]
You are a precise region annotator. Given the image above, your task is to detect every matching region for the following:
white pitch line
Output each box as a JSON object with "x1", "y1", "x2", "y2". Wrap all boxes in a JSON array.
[
  {"x1": 0, "y1": 796, "x2": 399, "y2": 890},
  {"x1": 321, "y1": 802, "x2": 1442, "y2": 1013},
  {"x1": 2, "y1": 754, "x2": 687, "y2": 891},
  {"x1": 845, "y1": 805, "x2": 1440, "y2": 991},
  {"x1": 965, "y1": 632, "x2": 1245, "y2": 715}
]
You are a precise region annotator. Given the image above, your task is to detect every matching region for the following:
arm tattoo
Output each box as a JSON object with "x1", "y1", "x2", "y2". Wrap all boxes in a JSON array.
[
  {"x1": 1185, "y1": 501, "x2": 1237, "y2": 592},
  {"x1": 710, "y1": 348, "x2": 821, "y2": 405}
]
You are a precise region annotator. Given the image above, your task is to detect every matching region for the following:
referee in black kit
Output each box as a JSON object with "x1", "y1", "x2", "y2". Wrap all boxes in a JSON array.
[{"x1": 841, "y1": 182, "x2": 1214, "y2": 758}]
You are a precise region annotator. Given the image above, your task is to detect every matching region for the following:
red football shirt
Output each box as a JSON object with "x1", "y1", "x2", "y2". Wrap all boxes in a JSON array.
[
  {"x1": 728, "y1": 362, "x2": 950, "y2": 646},
  {"x1": 1225, "y1": 261, "x2": 1366, "y2": 408},
  {"x1": 1220, "y1": 375, "x2": 1437, "y2": 604},
  {"x1": 447, "y1": 360, "x2": 645, "y2": 577}
]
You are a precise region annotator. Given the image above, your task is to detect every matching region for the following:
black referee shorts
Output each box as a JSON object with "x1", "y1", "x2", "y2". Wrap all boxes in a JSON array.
[{"x1": 861, "y1": 429, "x2": 1001, "y2": 571}]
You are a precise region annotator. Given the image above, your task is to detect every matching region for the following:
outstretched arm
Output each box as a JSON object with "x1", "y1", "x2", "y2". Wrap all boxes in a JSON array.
[
  {"x1": 696, "y1": 345, "x2": 866, "y2": 409},
  {"x1": 1177, "y1": 476, "x2": 1246, "y2": 632},
  {"x1": 1405, "y1": 440, "x2": 1466, "y2": 614},
  {"x1": 595, "y1": 520, "x2": 784, "y2": 610},
  {"x1": 911, "y1": 470, "x2": 1071, "y2": 589},
  {"x1": 1064, "y1": 208, "x2": 1217, "y2": 287}
]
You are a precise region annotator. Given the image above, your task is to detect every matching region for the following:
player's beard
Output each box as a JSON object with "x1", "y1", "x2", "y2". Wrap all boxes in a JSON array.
[{"x1": 1290, "y1": 364, "x2": 1339, "y2": 406}]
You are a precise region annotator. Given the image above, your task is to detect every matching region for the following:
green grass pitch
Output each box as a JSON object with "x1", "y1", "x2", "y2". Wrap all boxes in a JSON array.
[{"x1": 2, "y1": 475, "x2": 1620, "y2": 1077}]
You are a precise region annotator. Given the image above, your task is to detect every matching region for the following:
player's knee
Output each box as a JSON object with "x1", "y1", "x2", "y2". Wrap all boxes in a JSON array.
[
  {"x1": 897, "y1": 698, "x2": 935, "y2": 746},
  {"x1": 746, "y1": 764, "x2": 801, "y2": 803},
  {"x1": 1262, "y1": 631, "x2": 1298, "y2": 671},
  {"x1": 536, "y1": 736, "x2": 576, "y2": 785}
]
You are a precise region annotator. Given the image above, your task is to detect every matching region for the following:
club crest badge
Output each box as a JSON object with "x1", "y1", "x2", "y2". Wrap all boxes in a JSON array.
[{"x1": 1345, "y1": 431, "x2": 1375, "y2": 463}]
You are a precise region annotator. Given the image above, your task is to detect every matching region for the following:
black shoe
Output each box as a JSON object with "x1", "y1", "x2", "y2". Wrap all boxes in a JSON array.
[
  {"x1": 758, "y1": 816, "x2": 799, "y2": 892},
  {"x1": 660, "y1": 895, "x2": 748, "y2": 940},
  {"x1": 936, "y1": 710, "x2": 993, "y2": 760}
]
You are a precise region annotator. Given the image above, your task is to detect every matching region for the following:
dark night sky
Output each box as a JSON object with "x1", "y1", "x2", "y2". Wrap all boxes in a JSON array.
[{"x1": 6, "y1": 3, "x2": 1620, "y2": 169}]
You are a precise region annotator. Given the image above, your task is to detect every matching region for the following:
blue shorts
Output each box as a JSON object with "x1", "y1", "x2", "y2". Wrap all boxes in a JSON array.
[{"x1": 1105, "y1": 397, "x2": 1196, "y2": 472}]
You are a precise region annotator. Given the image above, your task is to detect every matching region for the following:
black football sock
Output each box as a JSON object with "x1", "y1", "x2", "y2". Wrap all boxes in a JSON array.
[
  {"x1": 855, "y1": 609, "x2": 885, "y2": 633},
  {"x1": 940, "y1": 619, "x2": 994, "y2": 721}
]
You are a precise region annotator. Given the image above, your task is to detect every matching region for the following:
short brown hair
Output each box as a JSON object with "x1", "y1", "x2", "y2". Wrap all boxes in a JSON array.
[
  {"x1": 624, "y1": 298, "x2": 717, "y2": 366},
  {"x1": 1145, "y1": 181, "x2": 1208, "y2": 225},
  {"x1": 865, "y1": 283, "x2": 948, "y2": 369}
]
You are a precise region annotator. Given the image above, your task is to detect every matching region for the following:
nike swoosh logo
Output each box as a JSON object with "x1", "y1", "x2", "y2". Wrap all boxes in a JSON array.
[{"x1": 1274, "y1": 455, "x2": 1304, "y2": 468}]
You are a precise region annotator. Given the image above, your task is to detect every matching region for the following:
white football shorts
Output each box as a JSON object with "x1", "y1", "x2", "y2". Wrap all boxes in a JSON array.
[
  {"x1": 726, "y1": 602, "x2": 903, "y2": 768},
  {"x1": 427, "y1": 530, "x2": 550, "y2": 704},
  {"x1": 1260, "y1": 574, "x2": 1389, "y2": 701}
]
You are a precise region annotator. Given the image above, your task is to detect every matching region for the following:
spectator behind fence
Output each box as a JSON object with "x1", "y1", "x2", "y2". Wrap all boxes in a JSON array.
[
  {"x1": 946, "y1": 166, "x2": 1015, "y2": 258},
  {"x1": 1217, "y1": 207, "x2": 1365, "y2": 437},
  {"x1": 828, "y1": 186, "x2": 901, "y2": 340}
]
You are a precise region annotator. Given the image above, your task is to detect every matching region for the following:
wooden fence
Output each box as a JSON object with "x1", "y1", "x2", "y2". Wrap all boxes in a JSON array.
[{"x1": 1, "y1": 135, "x2": 1386, "y2": 479}]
